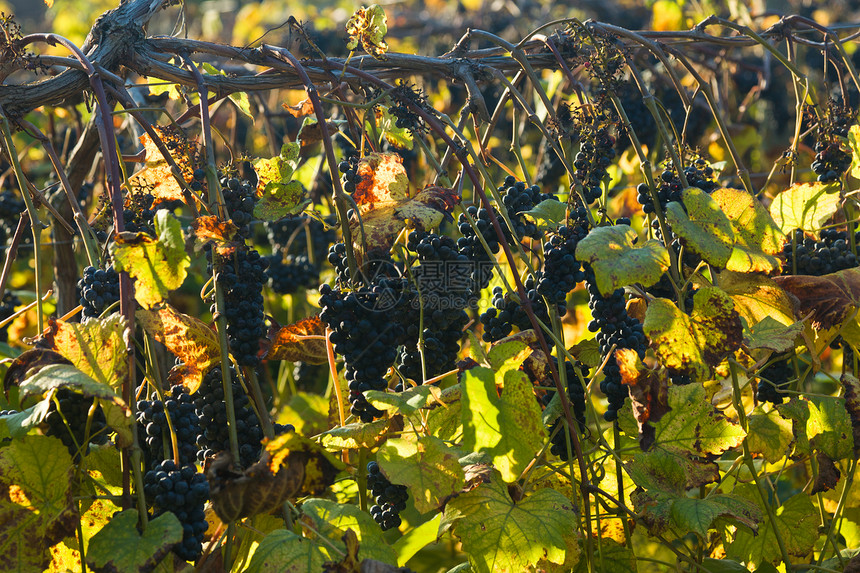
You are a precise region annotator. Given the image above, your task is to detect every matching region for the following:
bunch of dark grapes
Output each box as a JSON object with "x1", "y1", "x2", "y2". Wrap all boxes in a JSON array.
[
  {"x1": 77, "y1": 266, "x2": 121, "y2": 319},
  {"x1": 44, "y1": 389, "x2": 110, "y2": 458},
  {"x1": 499, "y1": 176, "x2": 559, "y2": 241},
  {"x1": 137, "y1": 385, "x2": 200, "y2": 468},
  {"x1": 192, "y1": 366, "x2": 265, "y2": 468},
  {"x1": 812, "y1": 141, "x2": 852, "y2": 183},
  {"x1": 220, "y1": 175, "x2": 256, "y2": 239},
  {"x1": 123, "y1": 193, "x2": 157, "y2": 236},
  {"x1": 480, "y1": 275, "x2": 562, "y2": 343},
  {"x1": 755, "y1": 355, "x2": 794, "y2": 405},
  {"x1": 327, "y1": 243, "x2": 400, "y2": 287},
  {"x1": 585, "y1": 267, "x2": 647, "y2": 421},
  {"x1": 293, "y1": 361, "x2": 329, "y2": 392},
  {"x1": 782, "y1": 228, "x2": 858, "y2": 275},
  {"x1": 646, "y1": 272, "x2": 696, "y2": 314},
  {"x1": 366, "y1": 461, "x2": 409, "y2": 531},
  {"x1": 537, "y1": 207, "x2": 590, "y2": 305},
  {"x1": 545, "y1": 358, "x2": 590, "y2": 459},
  {"x1": 265, "y1": 215, "x2": 336, "y2": 264},
  {"x1": 0, "y1": 190, "x2": 26, "y2": 244},
  {"x1": 319, "y1": 281, "x2": 410, "y2": 422},
  {"x1": 637, "y1": 160, "x2": 717, "y2": 214},
  {"x1": 265, "y1": 254, "x2": 318, "y2": 294},
  {"x1": 397, "y1": 231, "x2": 472, "y2": 381},
  {"x1": 211, "y1": 247, "x2": 267, "y2": 366},
  {"x1": 338, "y1": 152, "x2": 362, "y2": 194},
  {"x1": 142, "y1": 460, "x2": 209, "y2": 561},
  {"x1": 456, "y1": 205, "x2": 502, "y2": 292},
  {"x1": 574, "y1": 125, "x2": 616, "y2": 204},
  {"x1": 0, "y1": 291, "x2": 20, "y2": 343}
]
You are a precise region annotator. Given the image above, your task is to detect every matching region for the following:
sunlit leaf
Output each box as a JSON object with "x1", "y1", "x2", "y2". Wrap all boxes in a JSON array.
[
  {"x1": 129, "y1": 125, "x2": 197, "y2": 206},
  {"x1": 301, "y1": 499, "x2": 396, "y2": 562},
  {"x1": 747, "y1": 407, "x2": 794, "y2": 463},
  {"x1": 345, "y1": 4, "x2": 389, "y2": 59},
  {"x1": 368, "y1": 104, "x2": 413, "y2": 150},
  {"x1": 808, "y1": 397, "x2": 855, "y2": 460},
  {"x1": 717, "y1": 271, "x2": 796, "y2": 329},
  {"x1": 711, "y1": 188, "x2": 783, "y2": 273},
  {"x1": 86, "y1": 510, "x2": 181, "y2": 573},
  {"x1": 246, "y1": 529, "x2": 327, "y2": 572},
  {"x1": 523, "y1": 199, "x2": 567, "y2": 232},
  {"x1": 665, "y1": 187, "x2": 734, "y2": 268},
  {"x1": 47, "y1": 313, "x2": 128, "y2": 390},
  {"x1": 267, "y1": 315, "x2": 327, "y2": 364},
  {"x1": 377, "y1": 436, "x2": 464, "y2": 513},
  {"x1": 746, "y1": 316, "x2": 804, "y2": 353},
  {"x1": 770, "y1": 181, "x2": 841, "y2": 235},
  {"x1": 575, "y1": 225, "x2": 669, "y2": 296},
  {"x1": 727, "y1": 494, "x2": 817, "y2": 567}
]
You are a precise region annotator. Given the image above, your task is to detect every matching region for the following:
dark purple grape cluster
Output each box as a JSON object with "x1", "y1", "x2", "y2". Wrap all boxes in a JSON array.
[
  {"x1": 783, "y1": 228, "x2": 858, "y2": 276},
  {"x1": 574, "y1": 126, "x2": 616, "y2": 203},
  {"x1": 479, "y1": 274, "x2": 562, "y2": 343},
  {"x1": 221, "y1": 176, "x2": 257, "y2": 239},
  {"x1": 265, "y1": 254, "x2": 318, "y2": 294},
  {"x1": 367, "y1": 461, "x2": 409, "y2": 531},
  {"x1": 211, "y1": 247, "x2": 267, "y2": 366},
  {"x1": 755, "y1": 355, "x2": 794, "y2": 405},
  {"x1": 547, "y1": 359, "x2": 590, "y2": 459},
  {"x1": 637, "y1": 160, "x2": 718, "y2": 214},
  {"x1": 0, "y1": 190, "x2": 25, "y2": 245},
  {"x1": 122, "y1": 193, "x2": 157, "y2": 236},
  {"x1": 812, "y1": 141, "x2": 852, "y2": 183},
  {"x1": 0, "y1": 291, "x2": 20, "y2": 343},
  {"x1": 77, "y1": 266, "x2": 120, "y2": 319},
  {"x1": 192, "y1": 366, "x2": 265, "y2": 468},
  {"x1": 537, "y1": 208, "x2": 590, "y2": 305},
  {"x1": 142, "y1": 460, "x2": 209, "y2": 561},
  {"x1": 499, "y1": 176, "x2": 559, "y2": 241},
  {"x1": 319, "y1": 281, "x2": 411, "y2": 422},
  {"x1": 45, "y1": 388, "x2": 109, "y2": 459},
  {"x1": 338, "y1": 152, "x2": 362, "y2": 194},
  {"x1": 326, "y1": 242, "x2": 401, "y2": 287},
  {"x1": 265, "y1": 215, "x2": 336, "y2": 264},
  {"x1": 456, "y1": 205, "x2": 502, "y2": 292},
  {"x1": 137, "y1": 385, "x2": 200, "y2": 468}
]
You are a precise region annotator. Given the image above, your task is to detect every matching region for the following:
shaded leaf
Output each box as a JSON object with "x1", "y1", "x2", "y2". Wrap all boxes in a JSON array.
[
  {"x1": 86, "y1": 510, "x2": 182, "y2": 573},
  {"x1": 665, "y1": 187, "x2": 734, "y2": 267},
  {"x1": 770, "y1": 181, "x2": 841, "y2": 235},
  {"x1": 320, "y1": 419, "x2": 390, "y2": 450},
  {"x1": 573, "y1": 539, "x2": 634, "y2": 573},
  {"x1": 811, "y1": 452, "x2": 841, "y2": 493},
  {"x1": 616, "y1": 348, "x2": 669, "y2": 450},
  {"x1": 110, "y1": 211, "x2": 190, "y2": 309},
  {"x1": 378, "y1": 436, "x2": 464, "y2": 513},
  {"x1": 368, "y1": 105, "x2": 413, "y2": 150},
  {"x1": 747, "y1": 316, "x2": 803, "y2": 353},
  {"x1": 746, "y1": 407, "x2": 793, "y2": 463},
  {"x1": 773, "y1": 268, "x2": 860, "y2": 330},
  {"x1": 523, "y1": 200, "x2": 567, "y2": 233},
  {"x1": 575, "y1": 225, "x2": 669, "y2": 296},
  {"x1": 247, "y1": 529, "x2": 327, "y2": 573},
  {"x1": 445, "y1": 470, "x2": 577, "y2": 573},
  {"x1": 3, "y1": 348, "x2": 71, "y2": 393},
  {"x1": 808, "y1": 397, "x2": 855, "y2": 460},
  {"x1": 727, "y1": 494, "x2": 817, "y2": 567},
  {"x1": 47, "y1": 313, "x2": 128, "y2": 390},
  {"x1": 625, "y1": 450, "x2": 719, "y2": 492},
  {"x1": 201, "y1": 63, "x2": 253, "y2": 121},
  {"x1": 267, "y1": 315, "x2": 327, "y2": 364},
  {"x1": 301, "y1": 499, "x2": 397, "y2": 563},
  {"x1": 711, "y1": 188, "x2": 783, "y2": 273},
  {"x1": 0, "y1": 401, "x2": 51, "y2": 441},
  {"x1": 569, "y1": 338, "x2": 603, "y2": 369},
  {"x1": 842, "y1": 373, "x2": 860, "y2": 458}
]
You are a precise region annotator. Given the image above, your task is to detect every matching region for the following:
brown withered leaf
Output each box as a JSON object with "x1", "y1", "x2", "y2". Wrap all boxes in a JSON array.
[
  {"x1": 3, "y1": 348, "x2": 71, "y2": 395},
  {"x1": 841, "y1": 373, "x2": 860, "y2": 458},
  {"x1": 265, "y1": 431, "x2": 341, "y2": 497},
  {"x1": 773, "y1": 267, "x2": 860, "y2": 330},
  {"x1": 322, "y1": 529, "x2": 360, "y2": 573},
  {"x1": 136, "y1": 305, "x2": 221, "y2": 393},
  {"x1": 191, "y1": 216, "x2": 239, "y2": 248},
  {"x1": 129, "y1": 125, "x2": 198, "y2": 206},
  {"x1": 267, "y1": 315, "x2": 327, "y2": 364},
  {"x1": 616, "y1": 348, "x2": 670, "y2": 451},
  {"x1": 283, "y1": 98, "x2": 314, "y2": 117},
  {"x1": 811, "y1": 452, "x2": 841, "y2": 493}
]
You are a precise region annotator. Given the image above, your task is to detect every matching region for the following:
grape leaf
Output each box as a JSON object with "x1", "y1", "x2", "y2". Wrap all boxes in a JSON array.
[
  {"x1": 643, "y1": 288, "x2": 742, "y2": 381},
  {"x1": 808, "y1": 397, "x2": 855, "y2": 460},
  {"x1": 461, "y1": 365, "x2": 546, "y2": 482},
  {"x1": 366, "y1": 384, "x2": 438, "y2": 416},
  {"x1": 770, "y1": 181, "x2": 841, "y2": 235},
  {"x1": 625, "y1": 450, "x2": 719, "y2": 492},
  {"x1": 392, "y1": 514, "x2": 442, "y2": 566},
  {"x1": 573, "y1": 539, "x2": 634, "y2": 573},
  {"x1": 47, "y1": 313, "x2": 128, "y2": 390},
  {"x1": 727, "y1": 494, "x2": 817, "y2": 567},
  {"x1": 776, "y1": 399, "x2": 812, "y2": 456},
  {"x1": 847, "y1": 124, "x2": 860, "y2": 180},
  {"x1": 773, "y1": 268, "x2": 860, "y2": 330},
  {"x1": 717, "y1": 271, "x2": 796, "y2": 330},
  {"x1": 267, "y1": 315, "x2": 327, "y2": 364},
  {"x1": 575, "y1": 225, "x2": 669, "y2": 296},
  {"x1": 0, "y1": 401, "x2": 51, "y2": 441},
  {"x1": 136, "y1": 304, "x2": 220, "y2": 393},
  {"x1": 523, "y1": 200, "x2": 567, "y2": 232},
  {"x1": 345, "y1": 4, "x2": 389, "y2": 58},
  {"x1": 616, "y1": 348, "x2": 670, "y2": 450},
  {"x1": 247, "y1": 529, "x2": 327, "y2": 573},
  {"x1": 665, "y1": 187, "x2": 734, "y2": 267},
  {"x1": 377, "y1": 436, "x2": 464, "y2": 513},
  {"x1": 190, "y1": 215, "x2": 239, "y2": 248},
  {"x1": 444, "y1": 470, "x2": 577, "y2": 573},
  {"x1": 367, "y1": 104, "x2": 413, "y2": 150},
  {"x1": 842, "y1": 373, "x2": 860, "y2": 458},
  {"x1": 201, "y1": 62, "x2": 253, "y2": 120},
  {"x1": 746, "y1": 407, "x2": 794, "y2": 463},
  {"x1": 110, "y1": 210, "x2": 190, "y2": 309},
  {"x1": 711, "y1": 188, "x2": 783, "y2": 273},
  {"x1": 746, "y1": 316, "x2": 804, "y2": 353},
  {"x1": 301, "y1": 499, "x2": 396, "y2": 563},
  {"x1": 129, "y1": 125, "x2": 197, "y2": 207},
  {"x1": 86, "y1": 510, "x2": 181, "y2": 573},
  {"x1": 253, "y1": 143, "x2": 310, "y2": 221},
  {"x1": 0, "y1": 435, "x2": 76, "y2": 573},
  {"x1": 320, "y1": 419, "x2": 390, "y2": 450}
]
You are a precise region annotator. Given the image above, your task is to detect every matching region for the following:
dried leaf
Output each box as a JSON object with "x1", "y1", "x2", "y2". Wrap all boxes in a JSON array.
[
  {"x1": 129, "y1": 125, "x2": 197, "y2": 206},
  {"x1": 191, "y1": 216, "x2": 239, "y2": 248},
  {"x1": 811, "y1": 452, "x2": 841, "y2": 493},
  {"x1": 616, "y1": 348, "x2": 670, "y2": 451},
  {"x1": 345, "y1": 5, "x2": 389, "y2": 59},
  {"x1": 283, "y1": 98, "x2": 315, "y2": 117},
  {"x1": 840, "y1": 373, "x2": 860, "y2": 458},
  {"x1": 267, "y1": 315, "x2": 327, "y2": 364},
  {"x1": 3, "y1": 348, "x2": 71, "y2": 395},
  {"x1": 773, "y1": 267, "x2": 860, "y2": 330}
]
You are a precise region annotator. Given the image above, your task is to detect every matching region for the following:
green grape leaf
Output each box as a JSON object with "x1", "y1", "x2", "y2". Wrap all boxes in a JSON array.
[
  {"x1": 48, "y1": 313, "x2": 129, "y2": 390},
  {"x1": 747, "y1": 316, "x2": 804, "y2": 353},
  {"x1": 301, "y1": 499, "x2": 396, "y2": 563},
  {"x1": 367, "y1": 104, "x2": 413, "y2": 150},
  {"x1": 444, "y1": 470, "x2": 577, "y2": 573},
  {"x1": 254, "y1": 143, "x2": 310, "y2": 221},
  {"x1": 461, "y1": 365, "x2": 546, "y2": 482},
  {"x1": 727, "y1": 494, "x2": 818, "y2": 568},
  {"x1": 808, "y1": 397, "x2": 855, "y2": 460},
  {"x1": 392, "y1": 514, "x2": 442, "y2": 566},
  {"x1": 573, "y1": 539, "x2": 634, "y2": 573},
  {"x1": 776, "y1": 399, "x2": 812, "y2": 456},
  {"x1": 701, "y1": 558, "x2": 749, "y2": 573},
  {"x1": 19, "y1": 363, "x2": 131, "y2": 446},
  {"x1": 625, "y1": 450, "x2": 719, "y2": 493},
  {"x1": 711, "y1": 188, "x2": 783, "y2": 273},
  {"x1": 0, "y1": 400, "x2": 51, "y2": 441},
  {"x1": 0, "y1": 435, "x2": 76, "y2": 573},
  {"x1": 86, "y1": 510, "x2": 181, "y2": 573},
  {"x1": 201, "y1": 63, "x2": 253, "y2": 121},
  {"x1": 619, "y1": 383, "x2": 745, "y2": 456},
  {"x1": 847, "y1": 124, "x2": 860, "y2": 180},
  {"x1": 523, "y1": 200, "x2": 568, "y2": 232},
  {"x1": 746, "y1": 407, "x2": 794, "y2": 463},
  {"x1": 320, "y1": 419, "x2": 390, "y2": 450},
  {"x1": 246, "y1": 529, "x2": 327, "y2": 573},
  {"x1": 427, "y1": 396, "x2": 462, "y2": 442},
  {"x1": 345, "y1": 4, "x2": 389, "y2": 59},
  {"x1": 665, "y1": 187, "x2": 734, "y2": 268},
  {"x1": 110, "y1": 210, "x2": 190, "y2": 309},
  {"x1": 365, "y1": 385, "x2": 437, "y2": 416},
  {"x1": 575, "y1": 225, "x2": 669, "y2": 296},
  {"x1": 378, "y1": 436, "x2": 465, "y2": 513},
  {"x1": 486, "y1": 335, "x2": 533, "y2": 377},
  {"x1": 770, "y1": 181, "x2": 841, "y2": 235},
  {"x1": 569, "y1": 337, "x2": 602, "y2": 368},
  {"x1": 643, "y1": 288, "x2": 742, "y2": 381}
]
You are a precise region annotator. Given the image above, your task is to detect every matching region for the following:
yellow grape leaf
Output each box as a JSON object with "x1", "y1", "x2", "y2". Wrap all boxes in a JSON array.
[
  {"x1": 47, "y1": 314, "x2": 128, "y2": 391},
  {"x1": 110, "y1": 211, "x2": 190, "y2": 309},
  {"x1": 128, "y1": 125, "x2": 197, "y2": 206},
  {"x1": 345, "y1": 5, "x2": 389, "y2": 59},
  {"x1": 136, "y1": 305, "x2": 220, "y2": 393},
  {"x1": 253, "y1": 143, "x2": 310, "y2": 221},
  {"x1": 770, "y1": 181, "x2": 841, "y2": 236},
  {"x1": 711, "y1": 188, "x2": 783, "y2": 274}
]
